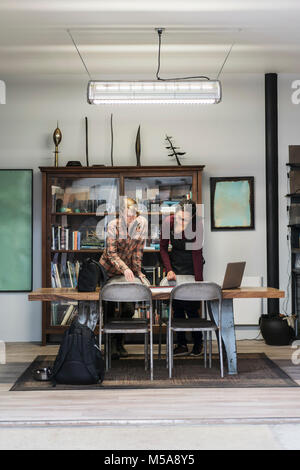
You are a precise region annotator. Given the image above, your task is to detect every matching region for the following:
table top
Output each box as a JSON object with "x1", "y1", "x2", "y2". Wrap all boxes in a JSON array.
[{"x1": 28, "y1": 286, "x2": 285, "y2": 302}]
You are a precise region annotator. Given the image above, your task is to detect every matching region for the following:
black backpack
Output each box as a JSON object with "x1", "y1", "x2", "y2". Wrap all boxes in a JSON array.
[
  {"x1": 50, "y1": 320, "x2": 105, "y2": 386},
  {"x1": 77, "y1": 258, "x2": 108, "y2": 292}
]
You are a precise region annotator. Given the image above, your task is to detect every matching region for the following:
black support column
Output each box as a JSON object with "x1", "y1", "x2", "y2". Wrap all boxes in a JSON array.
[{"x1": 265, "y1": 73, "x2": 279, "y2": 314}]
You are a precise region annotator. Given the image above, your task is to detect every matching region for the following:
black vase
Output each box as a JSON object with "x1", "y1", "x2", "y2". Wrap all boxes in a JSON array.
[{"x1": 259, "y1": 314, "x2": 295, "y2": 346}]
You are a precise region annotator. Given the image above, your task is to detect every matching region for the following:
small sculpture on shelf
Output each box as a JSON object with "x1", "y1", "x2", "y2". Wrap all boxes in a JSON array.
[
  {"x1": 165, "y1": 135, "x2": 186, "y2": 166},
  {"x1": 85, "y1": 116, "x2": 89, "y2": 167},
  {"x1": 110, "y1": 113, "x2": 114, "y2": 166},
  {"x1": 135, "y1": 125, "x2": 141, "y2": 166},
  {"x1": 53, "y1": 123, "x2": 62, "y2": 167}
]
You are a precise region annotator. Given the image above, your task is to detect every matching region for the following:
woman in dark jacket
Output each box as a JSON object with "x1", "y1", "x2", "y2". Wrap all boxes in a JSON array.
[{"x1": 160, "y1": 199, "x2": 204, "y2": 356}]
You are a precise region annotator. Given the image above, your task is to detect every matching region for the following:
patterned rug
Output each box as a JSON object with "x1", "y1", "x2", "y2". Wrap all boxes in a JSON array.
[{"x1": 10, "y1": 353, "x2": 299, "y2": 391}]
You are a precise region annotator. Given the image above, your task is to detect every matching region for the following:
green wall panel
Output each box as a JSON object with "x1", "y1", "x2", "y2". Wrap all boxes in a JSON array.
[{"x1": 0, "y1": 170, "x2": 33, "y2": 291}]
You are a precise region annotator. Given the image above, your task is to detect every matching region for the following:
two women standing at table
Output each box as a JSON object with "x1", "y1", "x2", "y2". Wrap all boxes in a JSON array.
[{"x1": 98, "y1": 196, "x2": 204, "y2": 359}]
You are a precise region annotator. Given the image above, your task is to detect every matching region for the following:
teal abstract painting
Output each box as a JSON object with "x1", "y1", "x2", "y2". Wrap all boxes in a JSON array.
[{"x1": 210, "y1": 177, "x2": 254, "y2": 230}]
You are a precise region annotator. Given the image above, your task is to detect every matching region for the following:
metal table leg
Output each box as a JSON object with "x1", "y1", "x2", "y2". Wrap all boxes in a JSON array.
[
  {"x1": 158, "y1": 300, "x2": 162, "y2": 360},
  {"x1": 207, "y1": 298, "x2": 238, "y2": 375}
]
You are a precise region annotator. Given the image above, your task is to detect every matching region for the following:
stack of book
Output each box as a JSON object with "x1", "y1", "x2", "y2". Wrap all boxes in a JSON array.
[
  {"x1": 51, "y1": 302, "x2": 78, "y2": 326},
  {"x1": 51, "y1": 225, "x2": 81, "y2": 250},
  {"x1": 51, "y1": 260, "x2": 80, "y2": 288}
]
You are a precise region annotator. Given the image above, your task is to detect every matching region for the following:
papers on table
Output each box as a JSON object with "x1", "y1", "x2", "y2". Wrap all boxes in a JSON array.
[{"x1": 150, "y1": 286, "x2": 173, "y2": 294}]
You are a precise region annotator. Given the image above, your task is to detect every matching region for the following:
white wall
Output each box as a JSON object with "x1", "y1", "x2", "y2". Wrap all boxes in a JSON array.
[
  {"x1": 0, "y1": 73, "x2": 266, "y2": 341},
  {"x1": 278, "y1": 75, "x2": 300, "y2": 319}
]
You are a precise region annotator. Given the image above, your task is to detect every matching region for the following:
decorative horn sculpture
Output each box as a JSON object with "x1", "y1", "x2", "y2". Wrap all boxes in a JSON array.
[
  {"x1": 53, "y1": 123, "x2": 62, "y2": 167},
  {"x1": 85, "y1": 116, "x2": 89, "y2": 167},
  {"x1": 135, "y1": 125, "x2": 141, "y2": 167}
]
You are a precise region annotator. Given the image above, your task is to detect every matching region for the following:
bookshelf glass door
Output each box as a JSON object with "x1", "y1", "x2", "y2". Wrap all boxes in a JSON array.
[
  {"x1": 49, "y1": 176, "x2": 119, "y2": 326},
  {"x1": 124, "y1": 175, "x2": 193, "y2": 287},
  {"x1": 124, "y1": 175, "x2": 193, "y2": 251}
]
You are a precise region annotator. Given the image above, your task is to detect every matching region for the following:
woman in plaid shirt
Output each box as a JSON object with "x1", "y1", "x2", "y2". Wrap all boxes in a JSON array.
[
  {"x1": 99, "y1": 198, "x2": 148, "y2": 282},
  {"x1": 99, "y1": 198, "x2": 148, "y2": 358}
]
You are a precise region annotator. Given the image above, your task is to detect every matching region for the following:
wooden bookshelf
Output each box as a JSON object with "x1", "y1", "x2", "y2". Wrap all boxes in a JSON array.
[{"x1": 40, "y1": 165, "x2": 204, "y2": 344}]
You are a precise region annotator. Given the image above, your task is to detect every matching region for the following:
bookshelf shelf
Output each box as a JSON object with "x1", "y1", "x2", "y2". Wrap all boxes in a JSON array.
[
  {"x1": 51, "y1": 249, "x2": 104, "y2": 253},
  {"x1": 51, "y1": 211, "x2": 177, "y2": 216},
  {"x1": 51, "y1": 212, "x2": 117, "y2": 216},
  {"x1": 40, "y1": 165, "x2": 204, "y2": 344}
]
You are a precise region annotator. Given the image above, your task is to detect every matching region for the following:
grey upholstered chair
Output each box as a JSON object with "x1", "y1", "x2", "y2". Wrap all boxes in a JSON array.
[
  {"x1": 99, "y1": 282, "x2": 154, "y2": 380},
  {"x1": 167, "y1": 282, "x2": 224, "y2": 378}
]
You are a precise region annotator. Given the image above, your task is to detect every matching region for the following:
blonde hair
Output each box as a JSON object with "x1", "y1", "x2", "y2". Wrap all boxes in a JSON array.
[{"x1": 126, "y1": 197, "x2": 140, "y2": 216}]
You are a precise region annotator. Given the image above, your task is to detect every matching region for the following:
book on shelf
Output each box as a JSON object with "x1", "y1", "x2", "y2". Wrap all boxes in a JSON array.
[
  {"x1": 60, "y1": 304, "x2": 75, "y2": 325},
  {"x1": 51, "y1": 302, "x2": 78, "y2": 326},
  {"x1": 51, "y1": 259, "x2": 80, "y2": 288},
  {"x1": 67, "y1": 260, "x2": 76, "y2": 287},
  {"x1": 54, "y1": 263, "x2": 62, "y2": 288}
]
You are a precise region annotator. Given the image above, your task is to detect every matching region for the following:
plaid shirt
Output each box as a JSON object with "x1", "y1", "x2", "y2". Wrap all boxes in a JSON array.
[{"x1": 99, "y1": 216, "x2": 148, "y2": 278}]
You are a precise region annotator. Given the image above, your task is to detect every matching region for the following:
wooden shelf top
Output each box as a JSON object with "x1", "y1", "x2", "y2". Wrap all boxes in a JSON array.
[
  {"x1": 39, "y1": 165, "x2": 205, "y2": 174},
  {"x1": 29, "y1": 286, "x2": 285, "y2": 302}
]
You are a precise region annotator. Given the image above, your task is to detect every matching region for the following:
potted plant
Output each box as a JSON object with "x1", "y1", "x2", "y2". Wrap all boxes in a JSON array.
[{"x1": 259, "y1": 313, "x2": 296, "y2": 345}]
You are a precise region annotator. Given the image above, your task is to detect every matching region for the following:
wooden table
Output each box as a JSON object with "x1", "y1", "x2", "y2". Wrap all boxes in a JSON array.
[{"x1": 28, "y1": 286, "x2": 284, "y2": 375}]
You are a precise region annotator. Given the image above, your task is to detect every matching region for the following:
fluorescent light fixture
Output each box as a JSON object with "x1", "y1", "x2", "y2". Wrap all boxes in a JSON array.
[{"x1": 87, "y1": 80, "x2": 221, "y2": 105}]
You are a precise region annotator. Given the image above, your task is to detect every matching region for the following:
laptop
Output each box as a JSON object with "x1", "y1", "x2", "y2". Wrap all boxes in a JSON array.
[{"x1": 222, "y1": 262, "x2": 246, "y2": 289}]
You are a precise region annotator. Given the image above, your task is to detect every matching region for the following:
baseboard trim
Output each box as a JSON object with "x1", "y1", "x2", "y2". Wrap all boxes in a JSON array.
[{"x1": 1, "y1": 417, "x2": 300, "y2": 427}]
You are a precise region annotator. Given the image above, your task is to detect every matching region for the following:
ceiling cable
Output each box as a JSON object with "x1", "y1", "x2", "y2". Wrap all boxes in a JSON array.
[
  {"x1": 216, "y1": 28, "x2": 241, "y2": 79},
  {"x1": 216, "y1": 42, "x2": 235, "y2": 80},
  {"x1": 67, "y1": 29, "x2": 92, "y2": 80},
  {"x1": 155, "y1": 28, "x2": 210, "y2": 81}
]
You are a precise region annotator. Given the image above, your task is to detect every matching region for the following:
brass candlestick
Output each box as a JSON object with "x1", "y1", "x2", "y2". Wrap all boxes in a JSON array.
[{"x1": 53, "y1": 123, "x2": 62, "y2": 167}]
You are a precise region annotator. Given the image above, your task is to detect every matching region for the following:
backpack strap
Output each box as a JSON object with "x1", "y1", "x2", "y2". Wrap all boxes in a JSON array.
[
  {"x1": 80, "y1": 327, "x2": 100, "y2": 383},
  {"x1": 50, "y1": 329, "x2": 72, "y2": 384}
]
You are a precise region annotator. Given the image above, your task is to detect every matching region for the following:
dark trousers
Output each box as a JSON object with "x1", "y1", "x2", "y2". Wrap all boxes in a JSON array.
[{"x1": 173, "y1": 300, "x2": 203, "y2": 347}]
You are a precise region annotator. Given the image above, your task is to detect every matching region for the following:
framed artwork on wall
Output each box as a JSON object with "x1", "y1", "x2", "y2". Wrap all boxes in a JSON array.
[
  {"x1": 0, "y1": 169, "x2": 33, "y2": 291},
  {"x1": 210, "y1": 176, "x2": 255, "y2": 231}
]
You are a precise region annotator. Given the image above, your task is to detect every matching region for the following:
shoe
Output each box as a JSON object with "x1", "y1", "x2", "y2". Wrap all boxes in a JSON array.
[
  {"x1": 117, "y1": 344, "x2": 129, "y2": 358},
  {"x1": 173, "y1": 345, "x2": 189, "y2": 356},
  {"x1": 189, "y1": 344, "x2": 203, "y2": 357}
]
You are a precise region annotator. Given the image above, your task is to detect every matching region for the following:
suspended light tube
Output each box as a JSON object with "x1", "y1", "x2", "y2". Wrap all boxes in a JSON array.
[{"x1": 87, "y1": 80, "x2": 221, "y2": 105}]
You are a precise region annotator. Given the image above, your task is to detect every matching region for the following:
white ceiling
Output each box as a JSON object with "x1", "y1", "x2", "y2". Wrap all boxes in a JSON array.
[{"x1": 1, "y1": 0, "x2": 300, "y2": 76}]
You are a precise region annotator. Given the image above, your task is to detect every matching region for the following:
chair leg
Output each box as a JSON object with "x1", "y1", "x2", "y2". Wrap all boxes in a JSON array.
[
  {"x1": 166, "y1": 323, "x2": 169, "y2": 368},
  {"x1": 105, "y1": 333, "x2": 109, "y2": 371},
  {"x1": 204, "y1": 331, "x2": 207, "y2": 368},
  {"x1": 209, "y1": 331, "x2": 212, "y2": 368},
  {"x1": 158, "y1": 302, "x2": 162, "y2": 360},
  {"x1": 168, "y1": 326, "x2": 172, "y2": 379},
  {"x1": 108, "y1": 334, "x2": 111, "y2": 369},
  {"x1": 99, "y1": 301, "x2": 102, "y2": 350},
  {"x1": 171, "y1": 330, "x2": 174, "y2": 371},
  {"x1": 144, "y1": 331, "x2": 149, "y2": 371},
  {"x1": 218, "y1": 329, "x2": 224, "y2": 378},
  {"x1": 150, "y1": 308, "x2": 153, "y2": 381}
]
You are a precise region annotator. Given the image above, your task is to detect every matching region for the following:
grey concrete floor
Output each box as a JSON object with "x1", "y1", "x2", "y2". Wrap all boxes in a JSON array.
[{"x1": 0, "y1": 423, "x2": 299, "y2": 450}]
